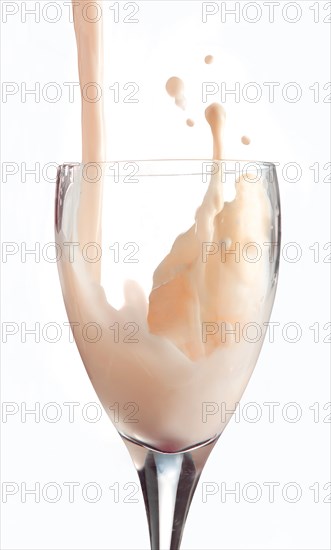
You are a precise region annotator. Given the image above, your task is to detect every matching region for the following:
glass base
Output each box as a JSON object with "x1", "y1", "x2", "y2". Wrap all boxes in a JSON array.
[{"x1": 123, "y1": 436, "x2": 219, "y2": 550}]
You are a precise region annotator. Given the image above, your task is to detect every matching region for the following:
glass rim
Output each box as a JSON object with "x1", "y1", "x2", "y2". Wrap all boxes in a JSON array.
[
  {"x1": 58, "y1": 159, "x2": 277, "y2": 178},
  {"x1": 60, "y1": 158, "x2": 276, "y2": 166}
]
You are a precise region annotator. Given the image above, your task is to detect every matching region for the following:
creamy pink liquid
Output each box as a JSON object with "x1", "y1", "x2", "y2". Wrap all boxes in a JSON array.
[{"x1": 56, "y1": 1, "x2": 273, "y2": 452}]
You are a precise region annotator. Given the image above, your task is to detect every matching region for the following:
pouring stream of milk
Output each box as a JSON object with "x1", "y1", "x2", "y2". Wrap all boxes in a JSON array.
[{"x1": 73, "y1": 1, "x2": 105, "y2": 282}]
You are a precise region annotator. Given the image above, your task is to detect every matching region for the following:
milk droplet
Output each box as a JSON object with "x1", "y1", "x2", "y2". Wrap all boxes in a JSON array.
[
  {"x1": 204, "y1": 55, "x2": 214, "y2": 64},
  {"x1": 241, "y1": 135, "x2": 251, "y2": 145},
  {"x1": 166, "y1": 77, "x2": 184, "y2": 97},
  {"x1": 166, "y1": 77, "x2": 186, "y2": 110}
]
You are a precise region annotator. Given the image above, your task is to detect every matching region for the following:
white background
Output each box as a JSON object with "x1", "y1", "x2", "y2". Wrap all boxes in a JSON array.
[{"x1": 1, "y1": 1, "x2": 330, "y2": 549}]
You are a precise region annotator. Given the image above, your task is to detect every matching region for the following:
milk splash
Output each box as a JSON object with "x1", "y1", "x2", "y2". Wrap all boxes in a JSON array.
[{"x1": 55, "y1": 0, "x2": 276, "y2": 452}]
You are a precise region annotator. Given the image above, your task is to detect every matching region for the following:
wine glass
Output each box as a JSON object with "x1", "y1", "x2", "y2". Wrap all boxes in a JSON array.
[{"x1": 55, "y1": 159, "x2": 281, "y2": 549}]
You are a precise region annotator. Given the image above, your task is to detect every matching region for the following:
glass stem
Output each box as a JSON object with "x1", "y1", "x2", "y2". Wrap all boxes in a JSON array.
[{"x1": 123, "y1": 437, "x2": 218, "y2": 550}]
